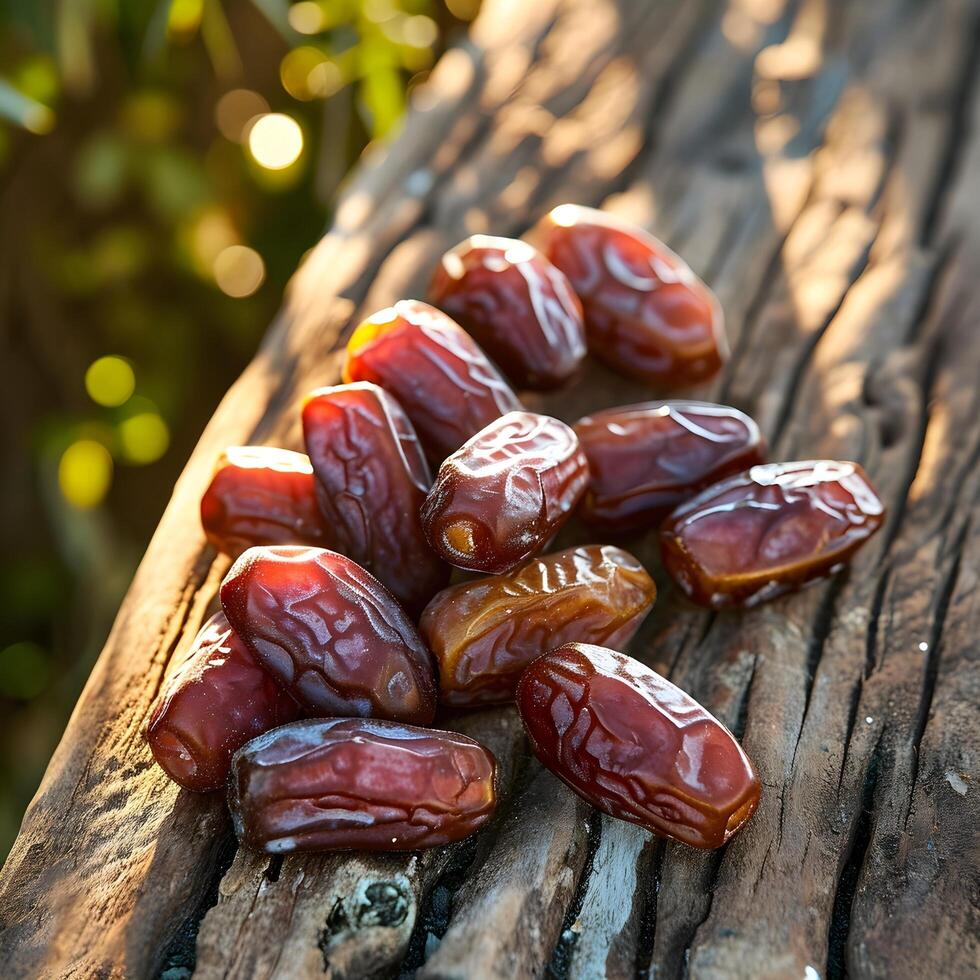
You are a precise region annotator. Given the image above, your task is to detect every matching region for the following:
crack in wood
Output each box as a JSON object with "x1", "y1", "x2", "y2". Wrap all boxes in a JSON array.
[
  {"x1": 731, "y1": 654, "x2": 760, "y2": 743},
  {"x1": 546, "y1": 808, "x2": 603, "y2": 979},
  {"x1": 632, "y1": 841, "x2": 664, "y2": 980},
  {"x1": 906, "y1": 528, "x2": 968, "y2": 796},
  {"x1": 793, "y1": 574, "x2": 848, "y2": 759},
  {"x1": 397, "y1": 804, "x2": 494, "y2": 975},
  {"x1": 826, "y1": 736, "x2": 882, "y2": 980},
  {"x1": 155, "y1": 833, "x2": 238, "y2": 979}
]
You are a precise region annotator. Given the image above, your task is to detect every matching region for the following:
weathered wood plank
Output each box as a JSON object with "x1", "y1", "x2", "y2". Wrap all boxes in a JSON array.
[{"x1": 1, "y1": 0, "x2": 977, "y2": 977}]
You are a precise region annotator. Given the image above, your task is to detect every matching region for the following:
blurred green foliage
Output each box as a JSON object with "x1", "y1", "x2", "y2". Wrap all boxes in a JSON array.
[{"x1": 0, "y1": 0, "x2": 478, "y2": 859}]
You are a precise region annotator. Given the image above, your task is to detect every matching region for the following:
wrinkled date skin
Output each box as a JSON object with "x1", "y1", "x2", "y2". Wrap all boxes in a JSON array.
[
  {"x1": 200, "y1": 447, "x2": 332, "y2": 559},
  {"x1": 342, "y1": 300, "x2": 523, "y2": 464},
  {"x1": 144, "y1": 612, "x2": 300, "y2": 792},
  {"x1": 420, "y1": 411, "x2": 589, "y2": 574},
  {"x1": 228, "y1": 717, "x2": 497, "y2": 853},
  {"x1": 661, "y1": 460, "x2": 885, "y2": 608},
  {"x1": 575, "y1": 401, "x2": 766, "y2": 531},
  {"x1": 429, "y1": 235, "x2": 586, "y2": 390},
  {"x1": 420, "y1": 545, "x2": 656, "y2": 707},
  {"x1": 534, "y1": 204, "x2": 727, "y2": 386},
  {"x1": 220, "y1": 546, "x2": 437, "y2": 723},
  {"x1": 517, "y1": 643, "x2": 761, "y2": 849},
  {"x1": 302, "y1": 382, "x2": 448, "y2": 615}
]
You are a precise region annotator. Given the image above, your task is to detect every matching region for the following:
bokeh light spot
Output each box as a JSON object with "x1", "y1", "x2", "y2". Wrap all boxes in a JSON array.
[
  {"x1": 280, "y1": 47, "x2": 328, "y2": 101},
  {"x1": 186, "y1": 206, "x2": 239, "y2": 278},
  {"x1": 58, "y1": 440, "x2": 113, "y2": 509},
  {"x1": 308, "y1": 61, "x2": 344, "y2": 98},
  {"x1": 288, "y1": 2, "x2": 325, "y2": 34},
  {"x1": 402, "y1": 15, "x2": 438, "y2": 48},
  {"x1": 24, "y1": 105, "x2": 55, "y2": 135},
  {"x1": 213, "y1": 245, "x2": 265, "y2": 297},
  {"x1": 119, "y1": 413, "x2": 170, "y2": 464},
  {"x1": 364, "y1": 0, "x2": 397, "y2": 24},
  {"x1": 247, "y1": 113, "x2": 304, "y2": 170},
  {"x1": 215, "y1": 89, "x2": 269, "y2": 142},
  {"x1": 168, "y1": 0, "x2": 204, "y2": 37},
  {"x1": 446, "y1": 0, "x2": 480, "y2": 20},
  {"x1": 85, "y1": 356, "x2": 135, "y2": 407},
  {"x1": 0, "y1": 642, "x2": 51, "y2": 700}
]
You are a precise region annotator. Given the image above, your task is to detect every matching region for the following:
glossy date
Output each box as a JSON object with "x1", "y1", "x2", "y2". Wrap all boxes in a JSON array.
[
  {"x1": 660, "y1": 460, "x2": 885, "y2": 608},
  {"x1": 144, "y1": 611, "x2": 299, "y2": 792},
  {"x1": 342, "y1": 300, "x2": 522, "y2": 464},
  {"x1": 200, "y1": 446, "x2": 332, "y2": 559},
  {"x1": 429, "y1": 235, "x2": 586, "y2": 390},
  {"x1": 228, "y1": 717, "x2": 497, "y2": 853},
  {"x1": 575, "y1": 401, "x2": 765, "y2": 531},
  {"x1": 420, "y1": 544, "x2": 655, "y2": 707},
  {"x1": 516, "y1": 643, "x2": 760, "y2": 849},
  {"x1": 302, "y1": 382, "x2": 448, "y2": 615},
  {"x1": 420, "y1": 411, "x2": 589, "y2": 573},
  {"x1": 220, "y1": 546, "x2": 437, "y2": 723},
  {"x1": 534, "y1": 204, "x2": 727, "y2": 386}
]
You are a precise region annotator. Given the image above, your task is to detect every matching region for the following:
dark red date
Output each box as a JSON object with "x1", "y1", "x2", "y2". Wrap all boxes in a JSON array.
[
  {"x1": 429, "y1": 235, "x2": 586, "y2": 390},
  {"x1": 220, "y1": 546, "x2": 437, "y2": 723},
  {"x1": 660, "y1": 460, "x2": 885, "y2": 608},
  {"x1": 302, "y1": 382, "x2": 448, "y2": 616},
  {"x1": 342, "y1": 300, "x2": 523, "y2": 464},
  {"x1": 420, "y1": 544, "x2": 655, "y2": 707},
  {"x1": 420, "y1": 411, "x2": 589, "y2": 573},
  {"x1": 143, "y1": 612, "x2": 299, "y2": 792},
  {"x1": 517, "y1": 643, "x2": 760, "y2": 849},
  {"x1": 200, "y1": 446, "x2": 332, "y2": 559},
  {"x1": 534, "y1": 204, "x2": 727, "y2": 386},
  {"x1": 575, "y1": 401, "x2": 765, "y2": 531},
  {"x1": 228, "y1": 717, "x2": 497, "y2": 853}
]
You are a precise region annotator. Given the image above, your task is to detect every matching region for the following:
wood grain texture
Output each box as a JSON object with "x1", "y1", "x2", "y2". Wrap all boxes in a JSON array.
[{"x1": 1, "y1": 0, "x2": 978, "y2": 977}]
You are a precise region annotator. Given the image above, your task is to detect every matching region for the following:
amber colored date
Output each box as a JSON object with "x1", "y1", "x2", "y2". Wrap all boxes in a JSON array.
[
  {"x1": 420, "y1": 544, "x2": 655, "y2": 707},
  {"x1": 660, "y1": 460, "x2": 885, "y2": 608},
  {"x1": 517, "y1": 643, "x2": 760, "y2": 849},
  {"x1": 342, "y1": 300, "x2": 522, "y2": 464},
  {"x1": 228, "y1": 718, "x2": 497, "y2": 853},
  {"x1": 534, "y1": 204, "x2": 727, "y2": 386},
  {"x1": 429, "y1": 235, "x2": 586, "y2": 390},
  {"x1": 420, "y1": 411, "x2": 589, "y2": 574},
  {"x1": 143, "y1": 612, "x2": 299, "y2": 792},
  {"x1": 200, "y1": 446, "x2": 331, "y2": 559},
  {"x1": 575, "y1": 401, "x2": 765, "y2": 531},
  {"x1": 220, "y1": 546, "x2": 437, "y2": 723},
  {"x1": 302, "y1": 382, "x2": 448, "y2": 615}
]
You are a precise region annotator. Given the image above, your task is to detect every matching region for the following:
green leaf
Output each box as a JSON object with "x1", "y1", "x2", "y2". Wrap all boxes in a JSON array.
[{"x1": 359, "y1": 67, "x2": 405, "y2": 138}]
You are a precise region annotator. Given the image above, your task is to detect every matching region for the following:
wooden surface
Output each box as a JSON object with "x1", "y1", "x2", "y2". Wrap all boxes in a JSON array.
[{"x1": 2, "y1": 0, "x2": 979, "y2": 977}]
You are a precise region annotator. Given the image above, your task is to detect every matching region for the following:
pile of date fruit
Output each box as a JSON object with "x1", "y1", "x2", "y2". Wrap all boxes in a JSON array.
[{"x1": 145, "y1": 204, "x2": 885, "y2": 856}]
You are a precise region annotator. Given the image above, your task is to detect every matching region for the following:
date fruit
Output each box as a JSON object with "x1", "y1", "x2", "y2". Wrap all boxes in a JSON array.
[
  {"x1": 660, "y1": 460, "x2": 885, "y2": 608},
  {"x1": 144, "y1": 612, "x2": 299, "y2": 792},
  {"x1": 420, "y1": 411, "x2": 589, "y2": 573},
  {"x1": 575, "y1": 401, "x2": 765, "y2": 530},
  {"x1": 342, "y1": 300, "x2": 522, "y2": 464},
  {"x1": 517, "y1": 643, "x2": 760, "y2": 849},
  {"x1": 302, "y1": 382, "x2": 448, "y2": 615},
  {"x1": 534, "y1": 204, "x2": 727, "y2": 386},
  {"x1": 429, "y1": 235, "x2": 586, "y2": 389},
  {"x1": 220, "y1": 546, "x2": 437, "y2": 723},
  {"x1": 200, "y1": 446, "x2": 332, "y2": 559},
  {"x1": 420, "y1": 544, "x2": 655, "y2": 707},
  {"x1": 228, "y1": 717, "x2": 497, "y2": 853}
]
